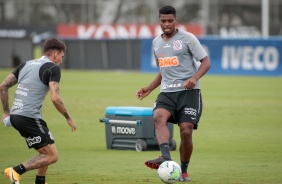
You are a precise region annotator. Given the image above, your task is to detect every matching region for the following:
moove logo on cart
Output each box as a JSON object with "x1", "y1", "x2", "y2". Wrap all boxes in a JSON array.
[{"x1": 111, "y1": 126, "x2": 136, "y2": 135}]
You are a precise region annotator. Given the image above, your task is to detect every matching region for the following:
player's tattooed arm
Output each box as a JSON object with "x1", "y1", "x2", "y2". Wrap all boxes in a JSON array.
[
  {"x1": 49, "y1": 81, "x2": 77, "y2": 131},
  {"x1": 49, "y1": 81, "x2": 70, "y2": 119},
  {"x1": 0, "y1": 74, "x2": 17, "y2": 114}
]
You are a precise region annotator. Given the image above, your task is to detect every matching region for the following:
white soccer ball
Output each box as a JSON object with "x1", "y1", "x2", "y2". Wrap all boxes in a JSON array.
[{"x1": 157, "y1": 161, "x2": 181, "y2": 184}]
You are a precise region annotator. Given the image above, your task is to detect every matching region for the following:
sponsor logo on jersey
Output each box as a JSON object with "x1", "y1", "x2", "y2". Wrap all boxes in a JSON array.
[
  {"x1": 26, "y1": 136, "x2": 42, "y2": 146},
  {"x1": 158, "y1": 56, "x2": 179, "y2": 68},
  {"x1": 173, "y1": 40, "x2": 182, "y2": 50},
  {"x1": 164, "y1": 43, "x2": 171, "y2": 48},
  {"x1": 111, "y1": 126, "x2": 136, "y2": 135},
  {"x1": 15, "y1": 90, "x2": 28, "y2": 96},
  {"x1": 162, "y1": 83, "x2": 182, "y2": 90}
]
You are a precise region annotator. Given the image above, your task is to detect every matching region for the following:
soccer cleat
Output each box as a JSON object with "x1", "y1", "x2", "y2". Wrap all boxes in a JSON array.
[
  {"x1": 4, "y1": 167, "x2": 21, "y2": 184},
  {"x1": 179, "y1": 172, "x2": 191, "y2": 182},
  {"x1": 145, "y1": 156, "x2": 171, "y2": 169},
  {"x1": 34, "y1": 183, "x2": 47, "y2": 184}
]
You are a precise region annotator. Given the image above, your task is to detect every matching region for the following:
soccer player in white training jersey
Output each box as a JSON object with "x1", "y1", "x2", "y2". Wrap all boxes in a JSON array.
[
  {"x1": 136, "y1": 5, "x2": 211, "y2": 182},
  {"x1": 0, "y1": 38, "x2": 77, "y2": 184}
]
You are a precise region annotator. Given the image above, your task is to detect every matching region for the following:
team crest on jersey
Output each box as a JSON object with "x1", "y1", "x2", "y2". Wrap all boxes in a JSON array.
[{"x1": 173, "y1": 40, "x2": 182, "y2": 50}]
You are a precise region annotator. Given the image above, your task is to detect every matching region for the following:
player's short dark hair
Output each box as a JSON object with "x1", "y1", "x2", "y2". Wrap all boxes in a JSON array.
[
  {"x1": 159, "y1": 6, "x2": 176, "y2": 17},
  {"x1": 43, "y1": 38, "x2": 66, "y2": 53}
]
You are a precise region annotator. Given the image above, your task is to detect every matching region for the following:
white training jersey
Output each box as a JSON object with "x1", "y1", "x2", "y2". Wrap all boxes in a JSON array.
[
  {"x1": 10, "y1": 56, "x2": 61, "y2": 119},
  {"x1": 152, "y1": 29, "x2": 207, "y2": 92}
]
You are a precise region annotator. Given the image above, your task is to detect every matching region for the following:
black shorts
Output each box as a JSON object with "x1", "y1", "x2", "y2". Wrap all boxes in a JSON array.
[
  {"x1": 153, "y1": 89, "x2": 203, "y2": 129},
  {"x1": 10, "y1": 115, "x2": 55, "y2": 150}
]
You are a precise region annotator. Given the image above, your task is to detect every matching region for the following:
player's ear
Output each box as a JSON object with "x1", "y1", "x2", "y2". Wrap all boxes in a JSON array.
[{"x1": 54, "y1": 51, "x2": 58, "y2": 59}]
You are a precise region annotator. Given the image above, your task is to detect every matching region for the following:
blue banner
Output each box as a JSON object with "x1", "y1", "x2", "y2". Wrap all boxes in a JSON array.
[{"x1": 141, "y1": 37, "x2": 282, "y2": 76}]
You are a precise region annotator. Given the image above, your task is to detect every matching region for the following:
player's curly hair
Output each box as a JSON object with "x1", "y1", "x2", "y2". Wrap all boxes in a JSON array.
[
  {"x1": 43, "y1": 38, "x2": 66, "y2": 53},
  {"x1": 159, "y1": 6, "x2": 176, "y2": 17}
]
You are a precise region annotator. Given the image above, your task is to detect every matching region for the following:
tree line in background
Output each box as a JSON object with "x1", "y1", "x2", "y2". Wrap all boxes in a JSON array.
[{"x1": 0, "y1": 0, "x2": 281, "y2": 36}]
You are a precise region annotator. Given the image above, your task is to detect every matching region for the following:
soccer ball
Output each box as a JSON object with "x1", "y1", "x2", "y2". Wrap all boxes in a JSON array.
[{"x1": 157, "y1": 161, "x2": 181, "y2": 183}]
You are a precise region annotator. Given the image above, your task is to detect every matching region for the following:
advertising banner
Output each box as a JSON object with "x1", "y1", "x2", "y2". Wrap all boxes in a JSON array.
[
  {"x1": 141, "y1": 38, "x2": 282, "y2": 76},
  {"x1": 0, "y1": 26, "x2": 56, "y2": 44},
  {"x1": 57, "y1": 24, "x2": 202, "y2": 39}
]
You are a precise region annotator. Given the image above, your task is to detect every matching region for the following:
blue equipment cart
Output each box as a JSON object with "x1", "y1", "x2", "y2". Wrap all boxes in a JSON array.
[{"x1": 100, "y1": 106, "x2": 176, "y2": 151}]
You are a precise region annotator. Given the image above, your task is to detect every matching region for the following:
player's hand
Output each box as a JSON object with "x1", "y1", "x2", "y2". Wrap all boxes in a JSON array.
[
  {"x1": 136, "y1": 87, "x2": 151, "y2": 100},
  {"x1": 2, "y1": 113, "x2": 10, "y2": 121},
  {"x1": 184, "y1": 77, "x2": 197, "y2": 89},
  {"x1": 2, "y1": 114, "x2": 12, "y2": 127},
  {"x1": 2, "y1": 114, "x2": 11, "y2": 126},
  {"x1": 66, "y1": 118, "x2": 77, "y2": 132}
]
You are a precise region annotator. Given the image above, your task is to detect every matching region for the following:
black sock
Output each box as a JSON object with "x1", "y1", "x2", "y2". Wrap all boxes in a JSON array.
[
  {"x1": 181, "y1": 160, "x2": 189, "y2": 173},
  {"x1": 159, "y1": 143, "x2": 171, "y2": 160},
  {"x1": 13, "y1": 164, "x2": 26, "y2": 175},
  {"x1": 35, "y1": 175, "x2": 46, "y2": 184}
]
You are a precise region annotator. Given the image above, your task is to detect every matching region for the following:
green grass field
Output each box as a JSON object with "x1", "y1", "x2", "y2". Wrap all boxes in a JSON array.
[{"x1": 0, "y1": 69, "x2": 282, "y2": 184}]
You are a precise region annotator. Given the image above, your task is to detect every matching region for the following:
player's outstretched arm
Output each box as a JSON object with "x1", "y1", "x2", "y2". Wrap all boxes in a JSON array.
[
  {"x1": 49, "y1": 81, "x2": 77, "y2": 132},
  {"x1": 136, "y1": 72, "x2": 162, "y2": 100}
]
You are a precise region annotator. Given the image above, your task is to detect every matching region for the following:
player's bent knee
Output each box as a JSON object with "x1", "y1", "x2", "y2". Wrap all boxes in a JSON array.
[
  {"x1": 49, "y1": 154, "x2": 59, "y2": 164},
  {"x1": 153, "y1": 115, "x2": 167, "y2": 126}
]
